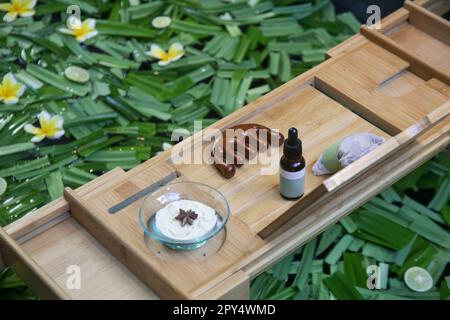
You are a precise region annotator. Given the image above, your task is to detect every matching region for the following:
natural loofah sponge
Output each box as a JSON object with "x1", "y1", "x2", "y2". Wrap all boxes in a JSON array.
[{"x1": 312, "y1": 133, "x2": 385, "y2": 175}]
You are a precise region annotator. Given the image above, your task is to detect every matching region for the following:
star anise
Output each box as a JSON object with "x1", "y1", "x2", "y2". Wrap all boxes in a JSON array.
[{"x1": 175, "y1": 209, "x2": 198, "y2": 226}]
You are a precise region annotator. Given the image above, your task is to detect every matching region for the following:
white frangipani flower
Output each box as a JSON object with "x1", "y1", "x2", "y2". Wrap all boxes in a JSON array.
[
  {"x1": 0, "y1": 73, "x2": 25, "y2": 105},
  {"x1": 24, "y1": 111, "x2": 65, "y2": 143},
  {"x1": 0, "y1": 0, "x2": 36, "y2": 22},
  {"x1": 146, "y1": 42, "x2": 185, "y2": 66},
  {"x1": 59, "y1": 18, "x2": 98, "y2": 42}
]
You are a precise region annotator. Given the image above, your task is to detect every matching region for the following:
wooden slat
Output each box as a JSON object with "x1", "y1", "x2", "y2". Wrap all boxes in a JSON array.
[
  {"x1": 314, "y1": 79, "x2": 401, "y2": 135},
  {"x1": 316, "y1": 41, "x2": 449, "y2": 135},
  {"x1": 405, "y1": 0, "x2": 450, "y2": 46},
  {"x1": 64, "y1": 160, "x2": 265, "y2": 299},
  {"x1": 64, "y1": 187, "x2": 191, "y2": 299},
  {"x1": 326, "y1": 34, "x2": 368, "y2": 59},
  {"x1": 20, "y1": 217, "x2": 159, "y2": 300},
  {"x1": 194, "y1": 270, "x2": 250, "y2": 300},
  {"x1": 5, "y1": 167, "x2": 126, "y2": 241},
  {"x1": 4, "y1": 198, "x2": 69, "y2": 242},
  {"x1": 0, "y1": 228, "x2": 69, "y2": 300},
  {"x1": 0, "y1": 166, "x2": 127, "y2": 301},
  {"x1": 427, "y1": 79, "x2": 450, "y2": 97},
  {"x1": 413, "y1": 0, "x2": 450, "y2": 17},
  {"x1": 361, "y1": 25, "x2": 450, "y2": 85},
  {"x1": 378, "y1": 7, "x2": 410, "y2": 33},
  {"x1": 426, "y1": 101, "x2": 450, "y2": 124},
  {"x1": 387, "y1": 24, "x2": 450, "y2": 74},
  {"x1": 330, "y1": 7, "x2": 408, "y2": 49}
]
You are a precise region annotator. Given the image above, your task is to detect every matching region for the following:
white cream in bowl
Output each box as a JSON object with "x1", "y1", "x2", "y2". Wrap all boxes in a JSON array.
[{"x1": 155, "y1": 199, "x2": 218, "y2": 241}]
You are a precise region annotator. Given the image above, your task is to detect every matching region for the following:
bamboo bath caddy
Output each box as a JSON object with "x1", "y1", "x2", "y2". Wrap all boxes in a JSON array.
[{"x1": 1, "y1": 0, "x2": 449, "y2": 299}]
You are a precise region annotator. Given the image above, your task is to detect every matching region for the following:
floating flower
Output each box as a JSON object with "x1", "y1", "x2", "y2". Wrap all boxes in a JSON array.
[
  {"x1": 0, "y1": 73, "x2": 25, "y2": 105},
  {"x1": 0, "y1": 0, "x2": 36, "y2": 22},
  {"x1": 59, "y1": 17, "x2": 98, "y2": 42},
  {"x1": 24, "y1": 111, "x2": 65, "y2": 143},
  {"x1": 146, "y1": 43, "x2": 184, "y2": 66},
  {"x1": 152, "y1": 16, "x2": 171, "y2": 29}
]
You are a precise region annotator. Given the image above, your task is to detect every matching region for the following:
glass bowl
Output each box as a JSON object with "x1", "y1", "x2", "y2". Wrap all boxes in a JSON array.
[{"x1": 139, "y1": 181, "x2": 230, "y2": 250}]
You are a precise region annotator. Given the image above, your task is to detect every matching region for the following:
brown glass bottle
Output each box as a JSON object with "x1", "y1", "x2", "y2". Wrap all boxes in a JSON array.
[{"x1": 279, "y1": 128, "x2": 306, "y2": 200}]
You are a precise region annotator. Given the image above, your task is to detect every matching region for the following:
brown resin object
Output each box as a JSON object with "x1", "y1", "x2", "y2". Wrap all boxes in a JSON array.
[{"x1": 211, "y1": 123, "x2": 285, "y2": 179}]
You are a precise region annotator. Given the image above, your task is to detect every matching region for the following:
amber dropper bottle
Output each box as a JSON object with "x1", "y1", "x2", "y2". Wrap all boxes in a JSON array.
[{"x1": 279, "y1": 128, "x2": 306, "y2": 200}]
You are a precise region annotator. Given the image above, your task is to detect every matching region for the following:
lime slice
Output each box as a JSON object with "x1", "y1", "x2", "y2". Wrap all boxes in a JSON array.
[
  {"x1": 404, "y1": 267, "x2": 433, "y2": 292},
  {"x1": 152, "y1": 16, "x2": 171, "y2": 29},
  {"x1": 64, "y1": 66, "x2": 90, "y2": 83},
  {"x1": 0, "y1": 177, "x2": 7, "y2": 197}
]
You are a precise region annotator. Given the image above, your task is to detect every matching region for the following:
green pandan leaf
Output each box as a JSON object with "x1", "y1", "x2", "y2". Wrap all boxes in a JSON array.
[
  {"x1": 442, "y1": 206, "x2": 450, "y2": 227},
  {"x1": 27, "y1": 64, "x2": 90, "y2": 96},
  {"x1": 96, "y1": 20, "x2": 156, "y2": 38},
  {"x1": 324, "y1": 271, "x2": 364, "y2": 300},
  {"x1": 0, "y1": 143, "x2": 35, "y2": 157},
  {"x1": 46, "y1": 171, "x2": 64, "y2": 200}
]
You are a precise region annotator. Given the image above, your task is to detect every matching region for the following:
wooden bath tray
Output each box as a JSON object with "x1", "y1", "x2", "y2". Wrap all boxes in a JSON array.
[{"x1": 1, "y1": 1, "x2": 449, "y2": 300}]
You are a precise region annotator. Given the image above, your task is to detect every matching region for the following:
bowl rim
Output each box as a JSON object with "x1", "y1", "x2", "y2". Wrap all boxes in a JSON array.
[{"x1": 138, "y1": 181, "x2": 230, "y2": 245}]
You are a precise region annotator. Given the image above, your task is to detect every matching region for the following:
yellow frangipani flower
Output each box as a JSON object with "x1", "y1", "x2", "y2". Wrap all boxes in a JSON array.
[
  {"x1": 24, "y1": 111, "x2": 65, "y2": 143},
  {"x1": 146, "y1": 43, "x2": 184, "y2": 66},
  {"x1": 0, "y1": 0, "x2": 36, "y2": 22},
  {"x1": 0, "y1": 73, "x2": 25, "y2": 105},
  {"x1": 59, "y1": 18, "x2": 98, "y2": 43}
]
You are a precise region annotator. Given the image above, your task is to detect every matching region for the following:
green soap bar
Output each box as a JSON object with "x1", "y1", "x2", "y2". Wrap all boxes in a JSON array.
[{"x1": 322, "y1": 140, "x2": 342, "y2": 173}]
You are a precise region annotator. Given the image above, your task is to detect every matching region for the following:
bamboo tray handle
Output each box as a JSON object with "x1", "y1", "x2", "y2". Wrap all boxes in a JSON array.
[{"x1": 323, "y1": 100, "x2": 450, "y2": 192}]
